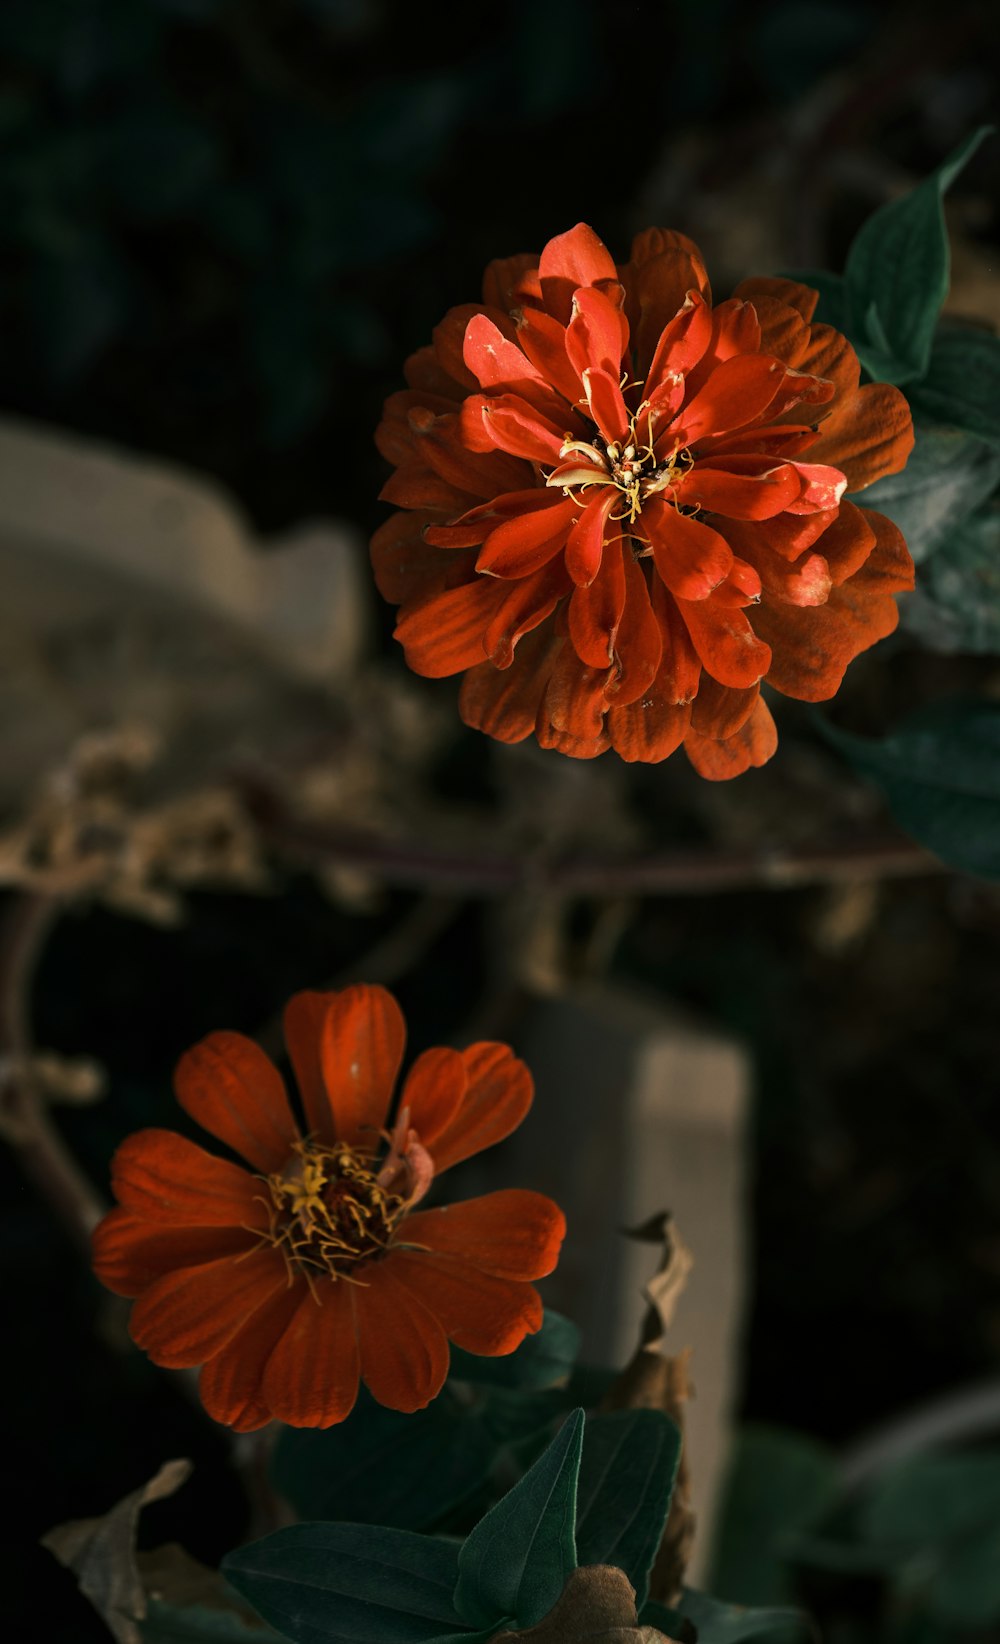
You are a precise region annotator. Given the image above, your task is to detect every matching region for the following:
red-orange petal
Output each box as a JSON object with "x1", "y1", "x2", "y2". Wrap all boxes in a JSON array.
[
  {"x1": 477, "y1": 497, "x2": 576, "y2": 578},
  {"x1": 111, "y1": 1128, "x2": 266, "y2": 1225},
  {"x1": 199, "y1": 1283, "x2": 304, "y2": 1432},
  {"x1": 283, "y1": 990, "x2": 334, "y2": 1144},
  {"x1": 401, "y1": 1046, "x2": 468, "y2": 1143},
  {"x1": 568, "y1": 534, "x2": 627, "y2": 666},
  {"x1": 174, "y1": 1033, "x2": 298, "y2": 1175},
  {"x1": 810, "y1": 380, "x2": 915, "y2": 492},
  {"x1": 689, "y1": 677, "x2": 760, "y2": 739},
  {"x1": 670, "y1": 354, "x2": 785, "y2": 446},
  {"x1": 352, "y1": 1262, "x2": 450, "y2": 1412},
  {"x1": 459, "y1": 626, "x2": 558, "y2": 744},
  {"x1": 733, "y1": 276, "x2": 820, "y2": 324},
  {"x1": 645, "y1": 502, "x2": 733, "y2": 602},
  {"x1": 260, "y1": 1279, "x2": 362, "y2": 1428},
  {"x1": 386, "y1": 1251, "x2": 543, "y2": 1356},
  {"x1": 538, "y1": 223, "x2": 619, "y2": 322},
  {"x1": 128, "y1": 1247, "x2": 287, "y2": 1369},
  {"x1": 675, "y1": 596, "x2": 771, "y2": 689},
  {"x1": 424, "y1": 1043, "x2": 534, "y2": 1175},
  {"x1": 684, "y1": 694, "x2": 778, "y2": 780},
  {"x1": 92, "y1": 1209, "x2": 256, "y2": 1298},
  {"x1": 607, "y1": 688, "x2": 691, "y2": 763},
  {"x1": 402, "y1": 1188, "x2": 565, "y2": 1280},
  {"x1": 318, "y1": 984, "x2": 406, "y2": 1150},
  {"x1": 394, "y1": 578, "x2": 499, "y2": 677}
]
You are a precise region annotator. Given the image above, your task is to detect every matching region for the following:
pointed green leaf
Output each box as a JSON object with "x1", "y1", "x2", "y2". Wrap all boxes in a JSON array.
[
  {"x1": 844, "y1": 126, "x2": 993, "y2": 383},
  {"x1": 911, "y1": 326, "x2": 1000, "y2": 445},
  {"x1": 223, "y1": 1524, "x2": 469, "y2": 1644},
  {"x1": 449, "y1": 1311, "x2": 581, "y2": 1391},
  {"x1": 575, "y1": 1410, "x2": 681, "y2": 1610},
  {"x1": 899, "y1": 501, "x2": 1000, "y2": 654},
  {"x1": 271, "y1": 1388, "x2": 494, "y2": 1533},
  {"x1": 854, "y1": 423, "x2": 1000, "y2": 563},
  {"x1": 822, "y1": 699, "x2": 1000, "y2": 879},
  {"x1": 454, "y1": 1408, "x2": 584, "y2": 1631},
  {"x1": 709, "y1": 1427, "x2": 836, "y2": 1607},
  {"x1": 677, "y1": 1590, "x2": 807, "y2": 1643}
]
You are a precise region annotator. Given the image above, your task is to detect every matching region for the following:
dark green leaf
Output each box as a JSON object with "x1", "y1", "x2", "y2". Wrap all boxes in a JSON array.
[
  {"x1": 911, "y1": 326, "x2": 1000, "y2": 445},
  {"x1": 141, "y1": 1595, "x2": 282, "y2": 1642},
  {"x1": 900, "y1": 502, "x2": 1000, "y2": 653},
  {"x1": 639, "y1": 1598, "x2": 690, "y2": 1638},
  {"x1": 854, "y1": 423, "x2": 1000, "y2": 563},
  {"x1": 931, "y1": 1521, "x2": 1000, "y2": 1627},
  {"x1": 709, "y1": 1427, "x2": 836, "y2": 1607},
  {"x1": 271, "y1": 1388, "x2": 494, "y2": 1533},
  {"x1": 844, "y1": 127, "x2": 993, "y2": 383},
  {"x1": 861, "y1": 1449, "x2": 1000, "y2": 1546},
  {"x1": 575, "y1": 1410, "x2": 681, "y2": 1610},
  {"x1": 223, "y1": 1524, "x2": 469, "y2": 1644},
  {"x1": 454, "y1": 1408, "x2": 584, "y2": 1631},
  {"x1": 823, "y1": 700, "x2": 1000, "y2": 879},
  {"x1": 677, "y1": 1589, "x2": 806, "y2": 1643},
  {"x1": 449, "y1": 1311, "x2": 580, "y2": 1391}
]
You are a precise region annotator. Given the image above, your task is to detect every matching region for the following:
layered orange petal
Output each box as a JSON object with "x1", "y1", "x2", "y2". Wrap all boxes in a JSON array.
[
  {"x1": 199, "y1": 1284, "x2": 305, "y2": 1433},
  {"x1": 128, "y1": 1247, "x2": 287, "y2": 1369},
  {"x1": 110, "y1": 1129, "x2": 266, "y2": 1225},
  {"x1": 684, "y1": 695, "x2": 778, "y2": 779},
  {"x1": 422, "y1": 1043, "x2": 534, "y2": 1175},
  {"x1": 386, "y1": 1251, "x2": 543, "y2": 1356},
  {"x1": 174, "y1": 1033, "x2": 297, "y2": 1174},
  {"x1": 402, "y1": 1188, "x2": 565, "y2": 1280},
  {"x1": 260, "y1": 1281, "x2": 362, "y2": 1428},
  {"x1": 353, "y1": 1263, "x2": 450, "y2": 1413},
  {"x1": 317, "y1": 983, "x2": 406, "y2": 1150},
  {"x1": 92, "y1": 1209, "x2": 256, "y2": 1297}
]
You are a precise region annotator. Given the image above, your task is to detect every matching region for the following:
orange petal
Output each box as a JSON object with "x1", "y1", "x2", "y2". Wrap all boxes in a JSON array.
[
  {"x1": 477, "y1": 498, "x2": 576, "y2": 578},
  {"x1": 402, "y1": 1187, "x2": 565, "y2": 1280},
  {"x1": 484, "y1": 559, "x2": 570, "y2": 667},
  {"x1": 482, "y1": 252, "x2": 540, "y2": 312},
  {"x1": 568, "y1": 535, "x2": 627, "y2": 665},
  {"x1": 110, "y1": 1128, "x2": 266, "y2": 1224},
  {"x1": 810, "y1": 381, "x2": 915, "y2": 492},
  {"x1": 607, "y1": 556, "x2": 663, "y2": 708},
  {"x1": 684, "y1": 695, "x2": 778, "y2": 780},
  {"x1": 671, "y1": 354, "x2": 785, "y2": 446},
  {"x1": 675, "y1": 596, "x2": 771, "y2": 690},
  {"x1": 394, "y1": 578, "x2": 499, "y2": 678},
  {"x1": 128, "y1": 1248, "x2": 287, "y2": 1369},
  {"x1": 755, "y1": 508, "x2": 913, "y2": 702},
  {"x1": 607, "y1": 687, "x2": 691, "y2": 763},
  {"x1": 459, "y1": 625, "x2": 558, "y2": 744},
  {"x1": 386, "y1": 1251, "x2": 543, "y2": 1356},
  {"x1": 283, "y1": 991, "x2": 334, "y2": 1143},
  {"x1": 370, "y1": 510, "x2": 459, "y2": 605},
  {"x1": 260, "y1": 1279, "x2": 361, "y2": 1428},
  {"x1": 424, "y1": 1043, "x2": 534, "y2": 1175},
  {"x1": 689, "y1": 678, "x2": 760, "y2": 739},
  {"x1": 92, "y1": 1209, "x2": 256, "y2": 1298},
  {"x1": 733, "y1": 276, "x2": 820, "y2": 324},
  {"x1": 318, "y1": 984, "x2": 406, "y2": 1150},
  {"x1": 538, "y1": 223, "x2": 619, "y2": 322},
  {"x1": 401, "y1": 1046, "x2": 468, "y2": 1144},
  {"x1": 645, "y1": 503, "x2": 733, "y2": 602},
  {"x1": 542, "y1": 643, "x2": 613, "y2": 740},
  {"x1": 353, "y1": 1262, "x2": 449, "y2": 1412},
  {"x1": 174, "y1": 1033, "x2": 298, "y2": 1175},
  {"x1": 199, "y1": 1282, "x2": 305, "y2": 1432}
]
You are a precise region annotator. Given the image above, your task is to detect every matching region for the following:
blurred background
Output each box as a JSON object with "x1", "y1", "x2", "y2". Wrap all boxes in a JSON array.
[{"x1": 1, "y1": 1, "x2": 999, "y2": 1639}]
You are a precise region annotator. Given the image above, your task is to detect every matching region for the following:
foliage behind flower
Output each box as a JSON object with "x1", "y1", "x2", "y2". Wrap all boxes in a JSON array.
[
  {"x1": 373, "y1": 224, "x2": 915, "y2": 776},
  {"x1": 92, "y1": 984, "x2": 565, "y2": 1430}
]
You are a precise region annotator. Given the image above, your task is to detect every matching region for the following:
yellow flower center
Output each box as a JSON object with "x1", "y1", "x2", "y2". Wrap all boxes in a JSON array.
[
  {"x1": 257, "y1": 1139, "x2": 407, "y2": 1286},
  {"x1": 549, "y1": 411, "x2": 694, "y2": 525}
]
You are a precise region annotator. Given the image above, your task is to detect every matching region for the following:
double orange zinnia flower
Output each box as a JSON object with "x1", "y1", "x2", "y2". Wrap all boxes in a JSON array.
[
  {"x1": 92, "y1": 985, "x2": 564, "y2": 1430},
  {"x1": 374, "y1": 223, "x2": 915, "y2": 776}
]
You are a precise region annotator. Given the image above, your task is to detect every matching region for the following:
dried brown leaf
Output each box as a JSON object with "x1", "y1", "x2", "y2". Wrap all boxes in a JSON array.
[
  {"x1": 493, "y1": 1565, "x2": 672, "y2": 1642},
  {"x1": 41, "y1": 1458, "x2": 192, "y2": 1644}
]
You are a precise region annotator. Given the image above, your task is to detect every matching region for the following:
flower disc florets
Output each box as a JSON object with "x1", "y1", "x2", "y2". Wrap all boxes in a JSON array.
[
  {"x1": 373, "y1": 223, "x2": 916, "y2": 777},
  {"x1": 262, "y1": 1139, "x2": 408, "y2": 1282}
]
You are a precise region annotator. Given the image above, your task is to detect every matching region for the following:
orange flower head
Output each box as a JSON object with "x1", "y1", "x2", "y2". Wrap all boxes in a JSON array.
[
  {"x1": 373, "y1": 224, "x2": 915, "y2": 776},
  {"x1": 92, "y1": 984, "x2": 565, "y2": 1430}
]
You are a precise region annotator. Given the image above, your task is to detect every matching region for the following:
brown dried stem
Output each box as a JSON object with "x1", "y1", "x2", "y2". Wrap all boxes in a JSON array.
[{"x1": 0, "y1": 893, "x2": 107, "y2": 1249}]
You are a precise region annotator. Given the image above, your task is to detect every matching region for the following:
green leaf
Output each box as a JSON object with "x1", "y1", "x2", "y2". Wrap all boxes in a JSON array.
[
  {"x1": 844, "y1": 126, "x2": 993, "y2": 383},
  {"x1": 676, "y1": 1590, "x2": 806, "y2": 1643},
  {"x1": 271, "y1": 1388, "x2": 494, "y2": 1533},
  {"x1": 449, "y1": 1311, "x2": 581, "y2": 1390},
  {"x1": 575, "y1": 1410, "x2": 681, "y2": 1610},
  {"x1": 454, "y1": 1408, "x2": 584, "y2": 1631},
  {"x1": 900, "y1": 501, "x2": 1000, "y2": 653},
  {"x1": 709, "y1": 1427, "x2": 836, "y2": 1607},
  {"x1": 639, "y1": 1598, "x2": 689, "y2": 1637},
  {"x1": 223, "y1": 1524, "x2": 470, "y2": 1644},
  {"x1": 911, "y1": 326, "x2": 1000, "y2": 445},
  {"x1": 854, "y1": 423, "x2": 1000, "y2": 563},
  {"x1": 861, "y1": 1449, "x2": 1000, "y2": 1547},
  {"x1": 931, "y1": 1520, "x2": 1000, "y2": 1627},
  {"x1": 823, "y1": 699, "x2": 1000, "y2": 879}
]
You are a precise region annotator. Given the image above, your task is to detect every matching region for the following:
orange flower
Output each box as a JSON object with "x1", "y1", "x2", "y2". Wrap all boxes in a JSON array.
[
  {"x1": 92, "y1": 985, "x2": 565, "y2": 1431},
  {"x1": 373, "y1": 224, "x2": 915, "y2": 777}
]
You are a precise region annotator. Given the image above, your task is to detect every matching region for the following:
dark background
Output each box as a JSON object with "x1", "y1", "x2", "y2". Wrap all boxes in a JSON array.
[{"x1": 2, "y1": 1, "x2": 999, "y2": 1638}]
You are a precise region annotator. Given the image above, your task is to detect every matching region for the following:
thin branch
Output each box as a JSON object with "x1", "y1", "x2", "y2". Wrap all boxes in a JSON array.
[
  {"x1": 0, "y1": 894, "x2": 107, "y2": 1249},
  {"x1": 241, "y1": 785, "x2": 945, "y2": 899}
]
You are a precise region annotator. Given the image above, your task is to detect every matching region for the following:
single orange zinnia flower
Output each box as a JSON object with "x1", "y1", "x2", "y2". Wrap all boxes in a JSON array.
[
  {"x1": 373, "y1": 223, "x2": 915, "y2": 776},
  {"x1": 92, "y1": 984, "x2": 565, "y2": 1430}
]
